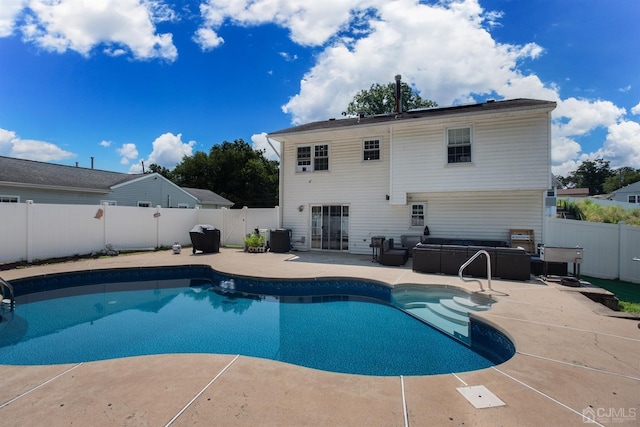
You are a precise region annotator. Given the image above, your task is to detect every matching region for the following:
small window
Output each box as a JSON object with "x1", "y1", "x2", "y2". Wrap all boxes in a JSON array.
[
  {"x1": 314, "y1": 144, "x2": 329, "y2": 171},
  {"x1": 100, "y1": 200, "x2": 117, "y2": 206},
  {"x1": 629, "y1": 195, "x2": 638, "y2": 204},
  {"x1": 447, "y1": 127, "x2": 472, "y2": 164},
  {"x1": 178, "y1": 203, "x2": 189, "y2": 208},
  {"x1": 410, "y1": 203, "x2": 426, "y2": 227},
  {"x1": 363, "y1": 139, "x2": 380, "y2": 161},
  {"x1": 137, "y1": 201, "x2": 152, "y2": 207},
  {"x1": 296, "y1": 144, "x2": 329, "y2": 172},
  {"x1": 0, "y1": 195, "x2": 19, "y2": 203}
]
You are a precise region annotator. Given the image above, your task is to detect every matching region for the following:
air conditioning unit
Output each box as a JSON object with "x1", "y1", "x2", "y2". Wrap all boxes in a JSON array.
[{"x1": 296, "y1": 165, "x2": 308, "y2": 172}]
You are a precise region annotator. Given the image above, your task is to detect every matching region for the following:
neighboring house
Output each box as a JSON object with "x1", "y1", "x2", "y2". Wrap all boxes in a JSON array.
[
  {"x1": 268, "y1": 98, "x2": 556, "y2": 254},
  {"x1": 612, "y1": 181, "x2": 640, "y2": 204},
  {"x1": 0, "y1": 156, "x2": 233, "y2": 209},
  {"x1": 557, "y1": 188, "x2": 590, "y2": 198}
]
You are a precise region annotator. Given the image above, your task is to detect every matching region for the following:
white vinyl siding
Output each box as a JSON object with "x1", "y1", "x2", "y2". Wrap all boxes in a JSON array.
[
  {"x1": 391, "y1": 111, "x2": 551, "y2": 200},
  {"x1": 409, "y1": 191, "x2": 543, "y2": 247}
]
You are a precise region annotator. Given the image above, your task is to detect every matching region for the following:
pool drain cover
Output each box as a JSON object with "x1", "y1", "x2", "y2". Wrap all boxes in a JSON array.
[{"x1": 457, "y1": 385, "x2": 506, "y2": 408}]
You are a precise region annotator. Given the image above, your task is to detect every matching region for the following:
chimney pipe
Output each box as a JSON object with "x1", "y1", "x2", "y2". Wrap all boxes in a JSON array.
[
  {"x1": 395, "y1": 74, "x2": 402, "y2": 115},
  {"x1": 91, "y1": 156, "x2": 94, "y2": 169}
]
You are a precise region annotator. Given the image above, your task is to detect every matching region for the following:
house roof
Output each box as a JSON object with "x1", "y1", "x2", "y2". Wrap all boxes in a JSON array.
[
  {"x1": 0, "y1": 156, "x2": 230, "y2": 206},
  {"x1": 268, "y1": 98, "x2": 557, "y2": 137},
  {"x1": 0, "y1": 155, "x2": 142, "y2": 191},
  {"x1": 557, "y1": 188, "x2": 590, "y2": 197},
  {"x1": 182, "y1": 187, "x2": 234, "y2": 206}
]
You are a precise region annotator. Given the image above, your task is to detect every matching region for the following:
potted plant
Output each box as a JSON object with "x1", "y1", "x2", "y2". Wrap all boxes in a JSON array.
[{"x1": 244, "y1": 232, "x2": 266, "y2": 253}]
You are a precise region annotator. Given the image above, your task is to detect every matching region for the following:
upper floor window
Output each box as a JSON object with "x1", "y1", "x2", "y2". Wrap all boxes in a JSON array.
[
  {"x1": 100, "y1": 200, "x2": 117, "y2": 206},
  {"x1": 363, "y1": 139, "x2": 380, "y2": 161},
  {"x1": 0, "y1": 195, "x2": 19, "y2": 203},
  {"x1": 137, "y1": 201, "x2": 152, "y2": 207},
  {"x1": 178, "y1": 203, "x2": 189, "y2": 208},
  {"x1": 314, "y1": 144, "x2": 329, "y2": 171},
  {"x1": 297, "y1": 144, "x2": 329, "y2": 172},
  {"x1": 447, "y1": 127, "x2": 472, "y2": 164},
  {"x1": 410, "y1": 203, "x2": 426, "y2": 227},
  {"x1": 629, "y1": 195, "x2": 638, "y2": 204}
]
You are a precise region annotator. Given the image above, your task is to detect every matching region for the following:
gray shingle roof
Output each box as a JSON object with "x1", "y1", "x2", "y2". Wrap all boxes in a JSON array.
[
  {"x1": 268, "y1": 98, "x2": 556, "y2": 136},
  {"x1": 0, "y1": 156, "x2": 142, "y2": 190},
  {"x1": 182, "y1": 187, "x2": 233, "y2": 206}
]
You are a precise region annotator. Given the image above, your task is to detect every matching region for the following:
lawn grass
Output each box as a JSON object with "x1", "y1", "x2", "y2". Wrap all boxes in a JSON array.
[
  {"x1": 618, "y1": 301, "x2": 640, "y2": 313},
  {"x1": 583, "y1": 275, "x2": 640, "y2": 313}
]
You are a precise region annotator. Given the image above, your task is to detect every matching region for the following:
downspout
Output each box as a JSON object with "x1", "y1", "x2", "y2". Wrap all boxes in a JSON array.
[{"x1": 265, "y1": 135, "x2": 281, "y2": 159}]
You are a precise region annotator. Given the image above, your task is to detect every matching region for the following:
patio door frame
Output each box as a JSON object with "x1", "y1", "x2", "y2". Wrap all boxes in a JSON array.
[{"x1": 310, "y1": 204, "x2": 349, "y2": 251}]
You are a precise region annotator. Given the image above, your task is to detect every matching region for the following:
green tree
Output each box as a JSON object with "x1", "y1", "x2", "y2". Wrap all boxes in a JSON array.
[
  {"x1": 561, "y1": 158, "x2": 614, "y2": 195},
  {"x1": 147, "y1": 163, "x2": 173, "y2": 179},
  {"x1": 344, "y1": 81, "x2": 437, "y2": 116},
  {"x1": 172, "y1": 139, "x2": 279, "y2": 208},
  {"x1": 603, "y1": 167, "x2": 640, "y2": 193}
]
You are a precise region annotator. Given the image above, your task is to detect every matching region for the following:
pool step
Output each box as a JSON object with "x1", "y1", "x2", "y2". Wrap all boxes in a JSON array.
[{"x1": 400, "y1": 296, "x2": 491, "y2": 342}]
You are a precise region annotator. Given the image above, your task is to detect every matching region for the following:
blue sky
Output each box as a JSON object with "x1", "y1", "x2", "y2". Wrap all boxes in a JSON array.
[{"x1": 0, "y1": 0, "x2": 638, "y2": 177}]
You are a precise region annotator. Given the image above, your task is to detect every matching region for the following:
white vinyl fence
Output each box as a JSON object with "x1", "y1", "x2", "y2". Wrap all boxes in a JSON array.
[
  {"x1": 544, "y1": 217, "x2": 640, "y2": 283},
  {"x1": 0, "y1": 201, "x2": 280, "y2": 264},
  {"x1": 2, "y1": 201, "x2": 639, "y2": 284}
]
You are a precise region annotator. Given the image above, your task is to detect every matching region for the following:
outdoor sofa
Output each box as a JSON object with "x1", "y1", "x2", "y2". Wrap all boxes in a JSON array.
[{"x1": 412, "y1": 238, "x2": 531, "y2": 281}]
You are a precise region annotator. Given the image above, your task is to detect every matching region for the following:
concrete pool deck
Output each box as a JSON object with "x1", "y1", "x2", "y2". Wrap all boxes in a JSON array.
[{"x1": 1, "y1": 248, "x2": 639, "y2": 426}]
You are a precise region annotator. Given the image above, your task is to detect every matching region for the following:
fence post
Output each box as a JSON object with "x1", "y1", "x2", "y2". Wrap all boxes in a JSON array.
[
  {"x1": 618, "y1": 221, "x2": 626, "y2": 280},
  {"x1": 25, "y1": 200, "x2": 34, "y2": 263},
  {"x1": 155, "y1": 205, "x2": 162, "y2": 248}
]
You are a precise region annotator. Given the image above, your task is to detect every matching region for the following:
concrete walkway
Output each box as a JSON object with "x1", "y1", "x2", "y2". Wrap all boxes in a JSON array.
[{"x1": 1, "y1": 248, "x2": 639, "y2": 426}]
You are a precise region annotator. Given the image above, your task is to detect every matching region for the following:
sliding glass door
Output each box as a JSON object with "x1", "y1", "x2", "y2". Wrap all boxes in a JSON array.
[{"x1": 310, "y1": 205, "x2": 349, "y2": 250}]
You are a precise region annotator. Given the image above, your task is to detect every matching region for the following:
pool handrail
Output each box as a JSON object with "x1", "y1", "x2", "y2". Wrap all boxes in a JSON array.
[
  {"x1": 0, "y1": 275, "x2": 15, "y2": 311},
  {"x1": 458, "y1": 249, "x2": 493, "y2": 292}
]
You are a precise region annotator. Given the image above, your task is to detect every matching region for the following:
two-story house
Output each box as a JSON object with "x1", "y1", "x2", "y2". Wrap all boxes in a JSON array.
[{"x1": 268, "y1": 98, "x2": 556, "y2": 254}]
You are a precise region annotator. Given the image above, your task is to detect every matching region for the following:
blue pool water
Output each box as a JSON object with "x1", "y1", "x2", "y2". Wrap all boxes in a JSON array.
[{"x1": 0, "y1": 267, "x2": 513, "y2": 376}]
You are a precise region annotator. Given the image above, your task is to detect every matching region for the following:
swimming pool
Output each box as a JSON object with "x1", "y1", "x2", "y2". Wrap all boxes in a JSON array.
[{"x1": 1, "y1": 266, "x2": 514, "y2": 376}]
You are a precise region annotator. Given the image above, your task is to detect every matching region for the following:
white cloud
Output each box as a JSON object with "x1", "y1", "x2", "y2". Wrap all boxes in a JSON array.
[
  {"x1": 251, "y1": 132, "x2": 280, "y2": 161},
  {"x1": 592, "y1": 121, "x2": 640, "y2": 169},
  {"x1": 278, "y1": 51, "x2": 298, "y2": 62},
  {"x1": 100, "y1": 140, "x2": 112, "y2": 147},
  {"x1": 193, "y1": 26, "x2": 224, "y2": 51},
  {"x1": 17, "y1": 0, "x2": 178, "y2": 61},
  {"x1": 116, "y1": 142, "x2": 138, "y2": 165},
  {"x1": 631, "y1": 102, "x2": 640, "y2": 116},
  {"x1": 0, "y1": 0, "x2": 25, "y2": 37},
  {"x1": 197, "y1": 0, "x2": 357, "y2": 49},
  {"x1": 554, "y1": 97, "x2": 625, "y2": 137},
  {"x1": 282, "y1": 0, "x2": 547, "y2": 124},
  {"x1": 0, "y1": 128, "x2": 17, "y2": 154},
  {"x1": 129, "y1": 132, "x2": 195, "y2": 173},
  {"x1": 0, "y1": 127, "x2": 75, "y2": 161}
]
